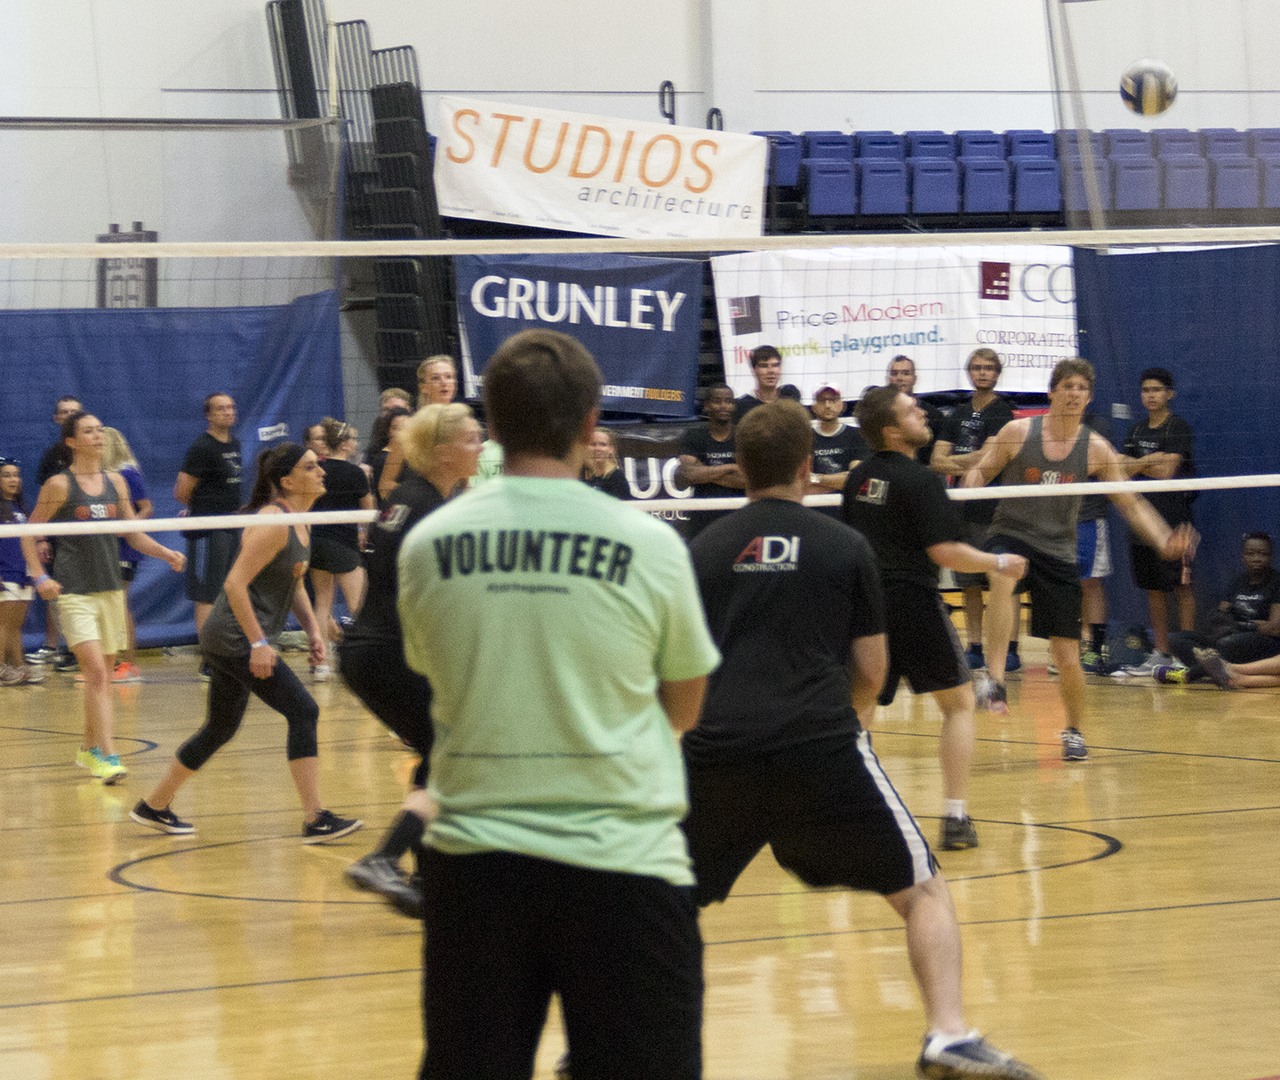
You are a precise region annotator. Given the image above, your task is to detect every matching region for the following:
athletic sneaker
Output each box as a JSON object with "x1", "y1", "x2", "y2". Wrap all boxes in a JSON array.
[
  {"x1": 302, "y1": 809, "x2": 363, "y2": 844},
  {"x1": 1121, "y1": 650, "x2": 1173, "y2": 678},
  {"x1": 964, "y1": 644, "x2": 984, "y2": 670},
  {"x1": 1080, "y1": 648, "x2": 1106, "y2": 674},
  {"x1": 973, "y1": 671, "x2": 1008, "y2": 715},
  {"x1": 25, "y1": 645, "x2": 58, "y2": 664},
  {"x1": 1153, "y1": 665, "x2": 1191, "y2": 685},
  {"x1": 1194, "y1": 648, "x2": 1234, "y2": 690},
  {"x1": 88, "y1": 747, "x2": 128, "y2": 784},
  {"x1": 0, "y1": 665, "x2": 21, "y2": 686},
  {"x1": 130, "y1": 799, "x2": 195, "y2": 835},
  {"x1": 75, "y1": 747, "x2": 95, "y2": 770},
  {"x1": 113, "y1": 662, "x2": 143, "y2": 684},
  {"x1": 345, "y1": 853, "x2": 423, "y2": 918},
  {"x1": 311, "y1": 663, "x2": 332, "y2": 683},
  {"x1": 53, "y1": 651, "x2": 79, "y2": 674},
  {"x1": 1046, "y1": 663, "x2": 1057, "y2": 677},
  {"x1": 1004, "y1": 651, "x2": 1021, "y2": 674},
  {"x1": 940, "y1": 815, "x2": 979, "y2": 851},
  {"x1": 917, "y1": 1030, "x2": 1043, "y2": 1079},
  {"x1": 1060, "y1": 727, "x2": 1089, "y2": 761},
  {"x1": 21, "y1": 662, "x2": 45, "y2": 684}
]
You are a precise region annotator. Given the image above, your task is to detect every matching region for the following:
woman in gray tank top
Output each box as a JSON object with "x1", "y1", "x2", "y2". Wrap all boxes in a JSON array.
[{"x1": 132, "y1": 443, "x2": 363, "y2": 842}]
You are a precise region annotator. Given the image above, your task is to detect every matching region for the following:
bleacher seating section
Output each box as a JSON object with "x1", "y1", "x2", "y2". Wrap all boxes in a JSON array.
[{"x1": 752, "y1": 125, "x2": 1280, "y2": 232}]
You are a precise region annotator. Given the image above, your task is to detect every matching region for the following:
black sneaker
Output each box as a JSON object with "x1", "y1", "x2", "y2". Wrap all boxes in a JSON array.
[
  {"x1": 53, "y1": 651, "x2": 79, "y2": 673},
  {"x1": 940, "y1": 815, "x2": 979, "y2": 851},
  {"x1": 345, "y1": 853, "x2": 423, "y2": 918},
  {"x1": 918, "y1": 1030, "x2": 1043, "y2": 1079},
  {"x1": 130, "y1": 799, "x2": 195, "y2": 835},
  {"x1": 302, "y1": 809, "x2": 364, "y2": 844}
]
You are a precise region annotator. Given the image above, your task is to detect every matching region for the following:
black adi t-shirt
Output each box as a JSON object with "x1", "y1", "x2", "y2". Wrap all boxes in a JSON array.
[{"x1": 686, "y1": 498, "x2": 884, "y2": 764}]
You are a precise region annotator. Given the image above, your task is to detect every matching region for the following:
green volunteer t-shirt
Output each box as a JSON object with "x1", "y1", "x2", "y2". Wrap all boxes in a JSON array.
[{"x1": 398, "y1": 475, "x2": 720, "y2": 886}]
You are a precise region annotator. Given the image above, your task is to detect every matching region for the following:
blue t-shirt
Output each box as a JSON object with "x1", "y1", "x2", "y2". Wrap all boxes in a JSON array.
[
  {"x1": 117, "y1": 466, "x2": 149, "y2": 564},
  {"x1": 0, "y1": 502, "x2": 29, "y2": 585}
]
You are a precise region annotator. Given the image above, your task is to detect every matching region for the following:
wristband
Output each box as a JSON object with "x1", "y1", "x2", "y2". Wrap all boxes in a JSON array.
[
  {"x1": 35, "y1": 574, "x2": 51, "y2": 586},
  {"x1": 995, "y1": 553, "x2": 1007, "y2": 573},
  {"x1": 250, "y1": 639, "x2": 269, "y2": 650}
]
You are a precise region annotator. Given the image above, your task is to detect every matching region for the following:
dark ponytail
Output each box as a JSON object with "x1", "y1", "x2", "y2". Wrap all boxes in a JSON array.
[{"x1": 244, "y1": 443, "x2": 307, "y2": 512}]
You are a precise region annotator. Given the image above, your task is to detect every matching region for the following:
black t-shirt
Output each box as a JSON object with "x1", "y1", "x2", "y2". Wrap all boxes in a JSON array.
[
  {"x1": 843, "y1": 450, "x2": 964, "y2": 588},
  {"x1": 1123, "y1": 413, "x2": 1195, "y2": 526},
  {"x1": 940, "y1": 394, "x2": 1015, "y2": 526},
  {"x1": 917, "y1": 399, "x2": 946, "y2": 466},
  {"x1": 678, "y1": 424, "x2": 738, "y2": 499},
  {"x1": 811, "y1": 424, "x2": 869, "y2": 476},
  {"x1": 732, "y1": 394, "x2": 765, "y2": 425},
  {"x1": 582, "y1": 469, "x2": 630, "y2": 499},
  {"x1": 1222, "y1": 569, "x2": 1280, "y2": 629},
  {"x1": 685, "y1": 499, "x2": 885, "y2": 764},
  {"x1": 1079, "y1": 412, "x2": 1114, "y2": 521},
  {"x1": 37, "y1": 441, "x2": 71, "y2": 487},
  {"x1": 180, "y1": 432, "x2": 243, "y2": 517},
  {"x1": 343, "y1": 470, "x2": 445, "y2": 646},
  {"x1": 313, "y1": 458, "x2": 371, "y2": 550}
]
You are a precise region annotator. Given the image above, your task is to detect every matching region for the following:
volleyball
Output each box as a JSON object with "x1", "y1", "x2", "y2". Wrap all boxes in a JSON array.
[{"x1": 1120, "y1": 59, "x2": 1177, "y2": 115}]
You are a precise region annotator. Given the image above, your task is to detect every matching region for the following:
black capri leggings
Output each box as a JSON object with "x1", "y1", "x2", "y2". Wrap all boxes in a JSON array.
[
  {"x1": 338, "y1": 639, "x2": 433, "y2": 788},
  {"x1": 177, "y1": 649, "x2": 320, "y2": 771}
]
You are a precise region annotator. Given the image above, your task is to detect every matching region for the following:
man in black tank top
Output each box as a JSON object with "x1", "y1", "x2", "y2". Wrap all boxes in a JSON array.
[{"x1": 962, "y1": 360, "x2": 1197, "y2": 762}]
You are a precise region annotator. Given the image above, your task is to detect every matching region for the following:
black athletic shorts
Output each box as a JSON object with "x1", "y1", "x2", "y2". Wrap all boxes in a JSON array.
[
  {"x1": 185, "y1": 529, "x2": 239, "y2": 604},
  {"x1": 338, "y1": 638, "x2": 433, "y2": 788},
  {"x1": 309, "y1": 533, "x2": 362, "y2": 575},
  {"x1": 879, "y1": 580, "x2": 970, "y2": 706},
  {"x1": 988, "y1": 533, "x2": 1082, "y2": 641},
  {"x1": 682, "y1": 733, "x2": 937, "y2": 907},
  {"x1": 1130, "y1": 542, "x2": 1184, "y2": 592},
  {"x1": 952, "y1": 520, "x2": 991, "y2": 590},
  {"x1": 419, "y1": 849, "x2": 703, "y2": 1080}
]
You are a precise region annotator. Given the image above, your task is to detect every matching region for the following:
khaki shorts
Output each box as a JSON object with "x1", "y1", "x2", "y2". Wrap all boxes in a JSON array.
[{"x1": 58, "y1": 590, "x2": 128, "y2": 655}]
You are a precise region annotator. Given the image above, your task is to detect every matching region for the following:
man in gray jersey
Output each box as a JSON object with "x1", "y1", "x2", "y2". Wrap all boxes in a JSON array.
[{"x1": 963, "y1": 359, "x2": 1196, "y2": 760}]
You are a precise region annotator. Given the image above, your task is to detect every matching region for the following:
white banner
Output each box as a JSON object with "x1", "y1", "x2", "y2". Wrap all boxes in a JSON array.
[
  {"x1": 711, "y1": 245, "x2": 1078, "y2": 399},
  {"x1": 434, "y1": 96, "x2": 767, "y2": 240}
]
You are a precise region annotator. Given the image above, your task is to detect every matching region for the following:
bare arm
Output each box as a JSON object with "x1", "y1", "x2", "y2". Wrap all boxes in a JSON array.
[
  {"x1": 931, "y1": 437, "x2": 998, "y2": 477},
  {"x1": 962, "y1": 419, "x2": 1029, "y2": 489},
  {"x1": 849, "y1": 632, "x2": 888, "y2": 721},
  {"x1": 927, "y1": 542, "x2": 1027, "y2": 580},
  {"x1": 222, "y1": 510, "x2": 290, "y2": 677},
  {"x1": 291, "y1": 571, "x2": 326, "y2": 666},
  {"x1": 173, "y1": 471, "x2": 198, "y2": 506},
  {"x1": 813, "y1": 468, "x2": 855, "y2": 492},
  {"x1": 1092, "y1": 435, "x2": 1192, "y2": 558},
  {"x1": 378, "y1": 440, "x2": 406, "y2": 499},
  {"x1": 112, "y1": 474, "x2": 184, "y2": 572},
  {"x1": 677, "y1": 455, "x2": 746, "y2": 490},
  {"x1": 658, "y1": 674, "x2": 708, "y2": 733},
  {"x1": 21, "y1": 476, "x2": 69, "y2": 598},
  {"x1": 1256, "y1": 602, "x2": 1280, "y2": 638}
]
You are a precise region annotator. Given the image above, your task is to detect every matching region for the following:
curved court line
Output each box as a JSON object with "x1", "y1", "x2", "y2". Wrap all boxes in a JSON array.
[{"x1": 0, "y1": 730, "x2": 159, "y2": 773}]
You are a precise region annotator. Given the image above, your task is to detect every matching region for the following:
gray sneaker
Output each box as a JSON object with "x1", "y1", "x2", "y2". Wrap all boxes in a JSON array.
[
  {"x1": 918, "y1": 1030, "x2": 1043, "y2": 1079},
  {"x1": 1121, "y1": 650, "x2": 1173, "y2": 678},
  {"x1": 940, "y1": 816, "x2": 979, "y2": 851}
]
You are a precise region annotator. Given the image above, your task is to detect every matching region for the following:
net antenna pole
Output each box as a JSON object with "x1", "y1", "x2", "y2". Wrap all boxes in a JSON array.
[
  {"x1": 1046, "y1": 0, "x2": 1107, "y2": 233},
  {"x1": 325, "y1": 17, "x2": 343, "y2": 240}
]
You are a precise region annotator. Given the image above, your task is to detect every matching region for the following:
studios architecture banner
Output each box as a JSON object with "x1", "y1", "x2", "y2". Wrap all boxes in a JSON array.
[
  {"x1": 711, "y1": 246, "x2": 1079, "y2": 400},
  {"x1": 434, "y1": 96, "x2": 767, "y2": 240}
]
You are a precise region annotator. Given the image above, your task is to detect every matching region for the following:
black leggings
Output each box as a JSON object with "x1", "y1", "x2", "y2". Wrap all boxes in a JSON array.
[
  {"x1": 177, "y1": 650, "x2": 319, "y2": 771},
  {"x1": 338, "y1": 639, "x2": 433, "y2": 788}
]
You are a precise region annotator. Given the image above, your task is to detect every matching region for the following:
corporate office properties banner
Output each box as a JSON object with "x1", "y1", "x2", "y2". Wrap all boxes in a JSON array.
[
  {"x1": 455, "y1": 253, "x2": 703, "y2": 417},
  {"x1": 712, "y1": 245, "x2": 1078, "y2": 399},
  {"x1": 434, "y1": 96, "x2": 767, "y2": 239}
]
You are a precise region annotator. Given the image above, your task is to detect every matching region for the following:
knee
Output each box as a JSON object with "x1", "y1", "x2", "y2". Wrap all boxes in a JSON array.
[{"x1": 286, "y1": 700, "x2": 320, "y2": 760}]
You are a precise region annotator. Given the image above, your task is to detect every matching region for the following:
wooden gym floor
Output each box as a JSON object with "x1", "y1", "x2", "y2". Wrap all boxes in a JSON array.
[{"x1": 2, "y1": 643, "x2": 1279, "y2": 1080}]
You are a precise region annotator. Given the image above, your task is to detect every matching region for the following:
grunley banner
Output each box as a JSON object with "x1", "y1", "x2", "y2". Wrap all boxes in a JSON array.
[
  {"x1": 455, "y1": 253, "x2": 702, "y2": 418},
  {"x1": 434, "y1": 96, "x2": 767, "y2": 239},
  {"x1": 711, "y1": 245, "x2": 1078, "y2": 399}
]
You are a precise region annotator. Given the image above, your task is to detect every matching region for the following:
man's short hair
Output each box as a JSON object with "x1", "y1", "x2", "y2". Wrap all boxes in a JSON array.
[
  {"x1": 888, "y1": 354, "x2": 915, "y2": 373},
  {"x1": 483, "y1": 330, "x2": 601, "y2": 459},
  {"x1": 1050, "y1": 357, "x2": 1096, "y2": 391},
  {"x1": 735, "y1": 400, "x2": 812, "y2": 490},
  {"x1": 55, "y1": 395, "x2": 82, "y2": 409},
  {"x1": 966, "y1": 347, "x2": 1002, "y2": 375},
  {"x1": 1140, "y1": 366, "x2": 1175, "y2": 389},
  {"x1": 380, "y1": 387, "x2": 412, "y2": 406},
  {"x1": 750, "y1": 345, "x2": 782, "y2": 369},
  {"x1": 1244, "y1": 530, "x2": 1273, "y2": 554},
  {"x1": 204, "y1": 392, "x2": 233, "y2": 416},
  {"x1": 856, "y1": 386, "x2": 904, "y2": 451}
]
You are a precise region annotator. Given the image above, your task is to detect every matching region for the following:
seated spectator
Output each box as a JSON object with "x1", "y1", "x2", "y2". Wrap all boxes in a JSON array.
[
  {"x1": 581, "y1": 428, "x2": 630, "y2": 499},
  {"x1": 1156, "y1": 532, "x2": 1280, "y2": 684}
]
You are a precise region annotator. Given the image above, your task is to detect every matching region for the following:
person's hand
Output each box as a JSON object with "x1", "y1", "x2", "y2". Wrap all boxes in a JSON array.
[
  {"x1": 995, "y1": 553, "x2": 1028, "y2": 580},
  {"x1": 35, "y1": 575, "x2": 62, "y2": 601},
  {"x1": 36, "y1": 540, "x2": 51, "y2": 564},
  {"x1": 249, "y1": 642, "x2": 278, "y2": 679},
  {"x1": 308, "y1": 633, "x2": 327, "y2": 667},
  {"x1": 1159, "y1": 523, "x2": 1199, "y2": 562},
  {"x1": 166, "y1": 549, "x2": 186, "y2": 573}
]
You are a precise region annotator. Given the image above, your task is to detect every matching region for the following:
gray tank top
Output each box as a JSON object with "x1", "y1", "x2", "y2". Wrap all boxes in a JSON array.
[
  {"x1": 52, "y1": 471, "x2": 124, "y2": 594},
  {"x1": 988, "y1": 415, "x2": 1091, "y2": 564},
  {"x1": 200, "y1": 512, "x2": 309, "y2": 657}
]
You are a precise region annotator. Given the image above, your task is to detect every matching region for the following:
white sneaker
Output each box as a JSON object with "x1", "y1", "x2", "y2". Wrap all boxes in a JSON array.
[
  {"x1": 1122, "y1": 651, "x2": 1173, "y2": 677},
  {"x1": 312, "y1": 663, "x2": 332, "y2": 683}
]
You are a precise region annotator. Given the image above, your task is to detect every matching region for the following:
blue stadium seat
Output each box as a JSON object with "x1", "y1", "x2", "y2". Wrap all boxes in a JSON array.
[
  {"x1": 908, "y1": 157, "x2": 959, "y2": 214},
  {"x1": 1104, "y1": 129, "x2": 1153, "y2": 157},
  {"x1": 760, "y1": 133, "x2": 803, "y2": 187},
  {"x1": 802, "y1": 131, "x2": 854, "y2": 162},
  {"x1": 1261, "y1": 158, "x2": 1280, "y2": 208},
  {"x1": 959, "y1": 157, "x2": 1010, "y2": 213},
  {"x1": 1248, "y1": 128, "x2": 1280, "y2": 158},
  {"x1": 1005, "y1": 130, "x2": 1055, "y2": 159},
  {"x1": 857, "y1": 132, "x2": 906, "y2": 160},
  {"x1": 1162, "y1": 154, "x2": 1210, "y2": 210},
  {"x1": 1010, "y1": 157, "x2": 1061, "y2": 212},
  {"x1": 1212, "y1": 156, "x2": 1260, "y2": 209},
  {"x1": 1064, "y1": 158, "x2": 1113, "y2": 211},
  {"x1": 1201, "y1": 128, "x2": 1247, "y2": 158},
  {"x1": 957, "y1": 131, "x2": 1004, "y2": 159},
  {"x1": 905, "y1": 131, "x2": 955, "y2": 159},
  {"x1": 1112, "y1": 157, "x2": 1161, "y2": 210},
  {"x1": 1153, "y1": 128, "x2": 1198, "y2": 157},
  {"x1": 802, "y1": 159, "x2": 857, "y2": 216},
  {"x1": 857, "y1": 159, "x2": 908, "y2": 214}
]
